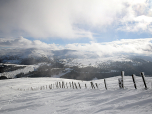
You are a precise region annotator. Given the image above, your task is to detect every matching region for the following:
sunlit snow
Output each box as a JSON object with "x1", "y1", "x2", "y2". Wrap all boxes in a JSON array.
[{"x1": 0, "y1": 76, "x2": 152, "y2": 114}]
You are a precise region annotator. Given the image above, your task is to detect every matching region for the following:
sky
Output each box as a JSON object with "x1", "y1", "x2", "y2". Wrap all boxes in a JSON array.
[
  {"x1": 0, "y1": 0, "x2": 152, "y2": 57},
  {"x1": 0, "y1": 0, "x2": 152, "y2": 44}
]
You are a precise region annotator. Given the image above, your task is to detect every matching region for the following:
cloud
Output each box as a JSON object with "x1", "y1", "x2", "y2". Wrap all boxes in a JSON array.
[
  {"x1": 0, "y1": 0, "x2": 151, "y2": 39},
  {"x1": 1, "y1": 37, "x2": 152, "y2": 64},
  {"x1": 1, "y1": 37, "x2": 152, "y2": 56},
  {"x1": 0, "y1": 0, "x2": 95, "y2": 39},
  {"x1": 117, "y1": 0, "x2": 152, "y2": 33},
  {"x1": 0, "y1": 36, "x2": 61, "y2": 50},
  {"x1": 65, "y1": 38, "x2": 152, "y2": 56}
]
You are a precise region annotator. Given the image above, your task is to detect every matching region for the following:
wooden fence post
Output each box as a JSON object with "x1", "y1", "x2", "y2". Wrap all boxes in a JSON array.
[
  {"x1": 49, "y1": 85, "x2": 52, "y2": 89},
  {"x1": 141, "y1": 72, "x2": 148, "y2": 90},
  {"x1": 72, "y1": 82, "x2": 75, "y2": 89},
  {"x1": 118, "y1": 78, "x2": 123, "y2": 89},
  {"x1": 56, "y1": 82, "x2": 58, "y2": 89},
  {"x1": 85, "y1": 84, "x2": 87, "y2": 89},
  {"x1": 132, "y1": 74, "x2": 137, "y2": 89},
  {"x1": 56, "y1": 82, "x2": 58, "y2": 88},
  {"x1": 90, "y1": 82, "x2": 95, "y2": 89},
  {"x1": 59, "y1": 82, "x2": 61, "y2": 88},
  {"x1": 69, "y1": 82, "x2": 71, "y2": 88},
  {"x1": 121, "y1": 71, "x2": 124, "y2": 89},
  {"x1": 104, "y1": 79, "x2": 107, "y2": 90},
  {"x1": 74, "y1": 83, "x2": 78, "y2": 89},
  {"x1": 78, "y1": 82, "x2": 81, "y2": 89},
  {"x1": 66, "y1": 82, "x2": 68, "y2": 88},
  {"x1": 95, "y1": 83, "x2": 98, "y2": 89},
  {"x1": 62, "y1": 81, "x2": 65, "y2": 88}
]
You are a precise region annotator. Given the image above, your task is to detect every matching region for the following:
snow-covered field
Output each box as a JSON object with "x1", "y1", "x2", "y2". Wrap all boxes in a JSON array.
[
  {"x1": 0, "y1": 63, "x2": 47, "y2": 78},
  {"x1": 0, "y1": 76, "x2": 152, "y2": 114}
]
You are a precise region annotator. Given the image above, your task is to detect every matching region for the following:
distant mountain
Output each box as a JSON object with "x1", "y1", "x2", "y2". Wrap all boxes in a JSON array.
[
  {"x1": 1, "y1": 48, "x2": 152, "y2": 68},
  {"x1": 1, "y1": 47, "x2": 152, "y2": 80}
]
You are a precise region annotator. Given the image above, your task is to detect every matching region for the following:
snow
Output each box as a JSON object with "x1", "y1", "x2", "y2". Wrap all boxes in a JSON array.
[
  {"x1": 51, "y1": 68, "x2": 72, "y2": 78},
  {"x1": 0, "y1": 76, "x2": 152, "y2": 114},
  {"x1": 92, "y1": 77, "x2": 98, "y2": 80},
  {"x1": 0, "y1": 63, "x2": 45, "y2": 78}
]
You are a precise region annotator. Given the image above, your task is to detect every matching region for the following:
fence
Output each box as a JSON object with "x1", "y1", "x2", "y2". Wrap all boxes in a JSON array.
[{"x1": 15, "y1": 71, "x2": 152, "y2": 91}]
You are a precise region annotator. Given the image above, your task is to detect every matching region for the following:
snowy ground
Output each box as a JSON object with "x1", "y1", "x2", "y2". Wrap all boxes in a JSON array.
[
  {"x1": 0, "y1": 76, "x2": 152, "y2": 114},
  {"x1": 0, "y1": 63, "x2": 47, "y2": 78}
]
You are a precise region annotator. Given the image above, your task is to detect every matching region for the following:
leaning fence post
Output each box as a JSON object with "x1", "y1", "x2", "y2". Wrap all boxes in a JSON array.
[
  {"x1": 74, "y1": 83, "x2": 78, "y2": 89},
  {"x1": 90, "y1": 82, "x2": 95, "y2": 89},
  {"x1": 95, "y1": 83, "x2": 98, "y2": 89},
  {"x1": 121, "y1": 71, "x2": 124, "y2": 89},
  {"x1": 62, "y1": 81, "x2": 65, "y2": 88},
  {"x1": 59, "y1": 82, "x2": 61, "y2": 88},
  {"x1": 66, "y1": 82, "x2": 68, "y2": 88},
  {"x1": 141, "y1": 72, "x2": 148, "y2": 90},
  {"x1": 104, "y1": 79, "x2": 107, "y2": 90},
  {"x1": 72, "y1": 82, "x2": 75, "y2": 89},
  {"x1": 132, "y1": 74, "x2": 137, "y2": 89},
  {"x1": 78, "y1": 82, "x2": 81, "y2": 89}
]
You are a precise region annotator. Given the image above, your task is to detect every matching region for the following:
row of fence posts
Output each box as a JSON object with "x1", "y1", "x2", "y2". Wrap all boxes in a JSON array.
[
  {"x1": 48, "y1": 81, "x2": 99, "y2": 89},
  {"x1": 38, "y1": 71, "x2": 148, "y2": 90},
  {"x1": 19, "y1": 71, "x2": 148, "y2": 91},
  {"x1": 47, "y1": 81, "x2": 81, "y2": 89},
  {"x1": 28, "y1": 81, "x2": 100, "y2": 90},
  {"x1": 118, "y1": 71, "x2": 148, "y2": 90}
]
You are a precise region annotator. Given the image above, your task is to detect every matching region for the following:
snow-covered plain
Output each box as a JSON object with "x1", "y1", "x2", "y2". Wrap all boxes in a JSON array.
[{"x1": 0, "y1": 76, "x2": 152, "y2": 114}]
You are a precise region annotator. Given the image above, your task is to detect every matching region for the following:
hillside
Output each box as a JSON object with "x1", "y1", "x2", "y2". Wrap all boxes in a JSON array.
[
  {"x1": 1, "y1": 47, "x2": 152, "y2": 80},
  {"x1": 0, "y1": 76, "x2": 152, "y2": 114},
  {"x1": 1, "y1": 61, "x2": 152, "y2": 80}
]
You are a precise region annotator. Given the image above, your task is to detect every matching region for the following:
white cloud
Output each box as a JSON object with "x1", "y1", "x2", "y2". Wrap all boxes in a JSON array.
[
  {"x1": 117, "y1": 0, "x2": 152, "y2": 32},
  {"x1": 0, "y1": 37, "x2": 61, "y2": 50},
  {"x1": 1, "y1": 37, "x2": 152, "y2": 63},
  {"x1": 65, "y1": 38, "x2": 152, "y2": 56},
  {"x1": 0, "y1": 0, "x2": 96, "y2": 39},
  {"x1": 0, "y1": 0, "x2": 151, "y2": 39},
  {"x1": 1, "y1": 37, "x2": 152, "y2": 56}
]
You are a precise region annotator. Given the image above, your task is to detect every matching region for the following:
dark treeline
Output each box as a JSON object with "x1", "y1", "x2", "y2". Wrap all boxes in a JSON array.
[{"x1": 0, "y1": 64, "x2": 25, "y2": 73}]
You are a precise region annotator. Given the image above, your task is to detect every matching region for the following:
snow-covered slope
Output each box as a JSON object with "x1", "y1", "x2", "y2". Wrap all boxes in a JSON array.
[
  {"x1": 0, "y1": 76, "x2": 152, "y2": 114},
  {"x1": 0, "y1": 63, "x2": 46, "y2": 78}
]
